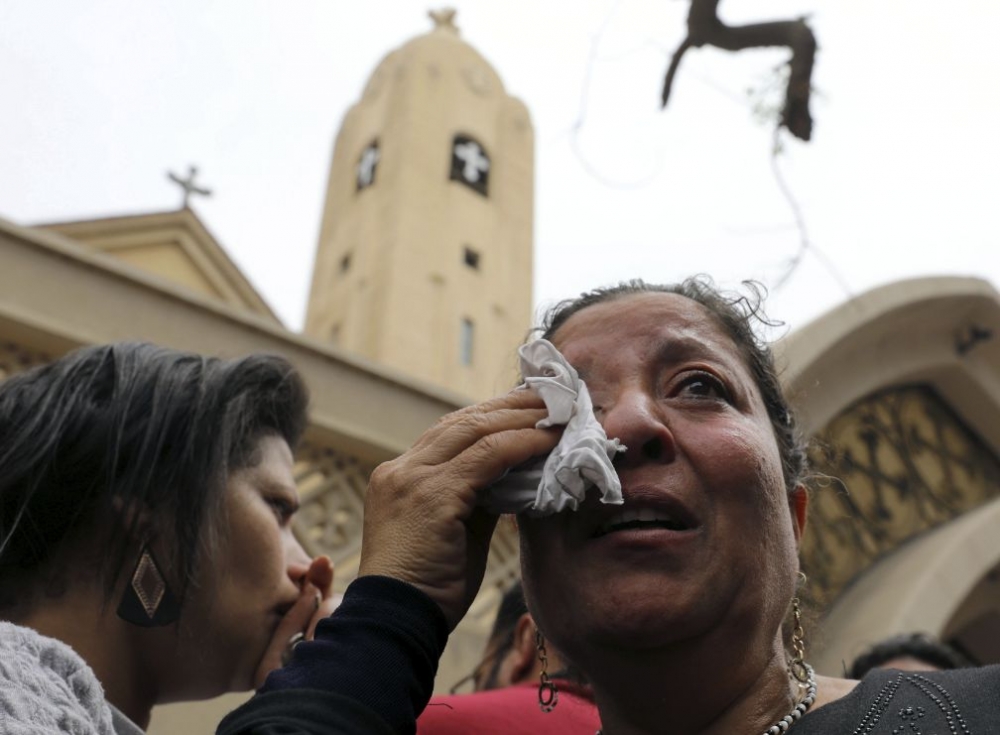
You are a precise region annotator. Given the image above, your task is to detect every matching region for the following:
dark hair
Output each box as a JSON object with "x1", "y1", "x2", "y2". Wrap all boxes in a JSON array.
[
  {"x1": 848, "y1": 633, "x2": 971, "y2": 679},
  {"x1": 537, "y1": 276, "x2": 808, "y2": 492},
  {"x1": 0, "y1": 341, "x2": 308, "y2": 614},
  {"x1": 480, "y1": 580, "x2": 587, "y2": 689},
  {"x1": 488, "y1": 581, "x2": 529, "y2": 649}
]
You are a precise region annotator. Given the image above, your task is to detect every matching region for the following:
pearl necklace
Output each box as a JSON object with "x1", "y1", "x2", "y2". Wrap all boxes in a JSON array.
[{"x1": 595, "y1": 664, "x2": 817, "y2": 735}]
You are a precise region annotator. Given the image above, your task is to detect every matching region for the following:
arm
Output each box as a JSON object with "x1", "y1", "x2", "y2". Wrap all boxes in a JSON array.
[
  {"x1": 219, "y1": 576, "x2": 447, "y2": 735},
  {"x1": 218, "y1": 390, "x2": 560, "y2": 734}
]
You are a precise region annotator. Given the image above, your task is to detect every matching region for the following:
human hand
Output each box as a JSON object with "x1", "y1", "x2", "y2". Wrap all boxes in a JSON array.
[
  {"x1": 253, "y1": 555, "x2": 341, "y2": 687},
  {"x1": 358, "y1": 389, "x2": 560, "y2": 630}
]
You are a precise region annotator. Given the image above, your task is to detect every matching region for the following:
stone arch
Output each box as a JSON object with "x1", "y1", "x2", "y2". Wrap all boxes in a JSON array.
[
  {"x1": 812, "y1": 495, "x2": 1000, "y2": 673},
  {"x1": 774, "y1": 276, "x2": 1000, "y2": 672},
  {"x1": 777, "y1": 276, "x2": 1000, "y2": 449}
]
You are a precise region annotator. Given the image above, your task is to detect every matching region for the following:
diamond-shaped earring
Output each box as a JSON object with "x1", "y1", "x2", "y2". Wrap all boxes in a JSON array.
[
  {"x1": 116, "y1": 544, "x2": 180, "y2": 627},
  {"x1": 132, "y1": 549, "x2": 166, "y2": 617}
]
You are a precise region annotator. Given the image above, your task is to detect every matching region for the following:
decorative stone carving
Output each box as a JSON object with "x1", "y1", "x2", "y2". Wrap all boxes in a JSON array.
[
  {"x1": 292, "y1": 442, "x2": 373, "y2": 592},
  {"x1": 291, "y1": 437, "x2": 523, "y2": 613},
  {"x1": 802, "y1": 384, "x2": 1000, "y2": 611}
]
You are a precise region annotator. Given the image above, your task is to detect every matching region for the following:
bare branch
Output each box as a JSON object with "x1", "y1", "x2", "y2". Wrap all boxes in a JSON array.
[
  {"x1": 661, "y1": 0, "x2": 817, "y2": 141},
  {"x1": 661, "y1": 38, "x2": 694, "y2": 107},
  {"x1": 770, "y1": 129, "x2": 852, "y2": 296}
]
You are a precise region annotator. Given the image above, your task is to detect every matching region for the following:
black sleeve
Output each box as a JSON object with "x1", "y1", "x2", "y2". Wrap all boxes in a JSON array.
[
  {"x1": 215, "y1": 690, "x2": 396, "y2": 735},
  {"x1": 217, "y1": 575, "x2": 450, "y2": 735}
]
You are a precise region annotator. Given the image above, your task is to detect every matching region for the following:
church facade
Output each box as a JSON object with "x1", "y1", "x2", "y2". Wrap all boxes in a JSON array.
[{"x1": 1, "y1": 9, "x2": 999, "y2": 732}]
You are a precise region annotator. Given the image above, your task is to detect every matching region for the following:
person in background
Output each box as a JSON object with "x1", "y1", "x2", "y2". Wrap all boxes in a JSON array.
[
  {"x1": 847, "y1": 632, "x2": 971, "y2": 678},
  {"x1": 417, "y1": 580, "x2": 599, "y2": 733},
  {"x1": 0, "y1": 342, "x2": 337, "y2": 734}
]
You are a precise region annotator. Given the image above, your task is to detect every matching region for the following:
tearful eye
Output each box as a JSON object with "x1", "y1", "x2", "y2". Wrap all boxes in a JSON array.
[{"x1": 674, "y1": 373, "x2": 730, "y2": 402}]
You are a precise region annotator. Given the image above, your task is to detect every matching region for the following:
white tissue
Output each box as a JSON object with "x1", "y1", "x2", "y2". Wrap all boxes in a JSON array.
[{"x1": 479, "y1": 339, "x2": 625, "y2": 516}]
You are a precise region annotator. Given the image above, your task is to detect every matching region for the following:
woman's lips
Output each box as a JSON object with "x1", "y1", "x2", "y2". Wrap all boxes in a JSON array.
[
  {"x1": 587, "y1": 489, "x2": 700, "y2": 539},
  {"x1": 594, "y1": 506, "x2": 692, "y2": 537}
]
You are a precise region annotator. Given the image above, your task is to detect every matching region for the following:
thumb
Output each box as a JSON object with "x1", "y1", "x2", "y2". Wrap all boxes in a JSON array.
[{"x1": 253, "y1": 582, "x2": 320, "y2": 688}]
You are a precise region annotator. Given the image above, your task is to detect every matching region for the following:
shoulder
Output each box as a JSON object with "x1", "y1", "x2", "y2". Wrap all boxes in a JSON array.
[
  {"x1": 853, "y1": 664, "x2": 1000, "y2": 704},
  {"x1": 800, "y1": 666, "x2": 1000, "y2": 734},
  {"x1": 0, "y1": 621, "x2": 117, "y2": 735},
  {"x1": 418, "y1": 683, "x2": 600, "y2": 735}
]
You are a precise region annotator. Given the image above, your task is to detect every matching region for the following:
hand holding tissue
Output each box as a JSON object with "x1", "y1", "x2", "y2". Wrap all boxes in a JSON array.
[{"x1": 479, "y1": 339, "x2": 625, "y2": 516}]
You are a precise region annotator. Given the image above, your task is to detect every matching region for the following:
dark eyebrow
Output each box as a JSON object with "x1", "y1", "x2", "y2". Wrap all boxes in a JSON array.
[
  {"x1": 262, "y1": 480, "x2": 301, "y2": 512},
  {"x1": 651, "y1": 335, "x2": 719, "y2": 367}
]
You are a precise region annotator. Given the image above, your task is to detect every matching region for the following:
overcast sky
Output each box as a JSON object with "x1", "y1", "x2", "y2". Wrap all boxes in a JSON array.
[{"x1": 1, "y1": 0, "x2": 997, "y2": 336}]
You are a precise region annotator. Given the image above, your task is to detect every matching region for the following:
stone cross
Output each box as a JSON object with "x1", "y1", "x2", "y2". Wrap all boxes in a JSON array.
[
  {"x1": 167, "y1": 165, "x2": 212, "y2": 208},
  {"x1": 454, "y1": 140, "x2": 489, "y2": 183}
]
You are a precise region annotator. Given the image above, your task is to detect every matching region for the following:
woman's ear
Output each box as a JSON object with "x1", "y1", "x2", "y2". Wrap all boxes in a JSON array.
[
  {"x1": 506, "y1": 613, "x2": 540, "y2": 686},
  {"x1": 110, "y1": 495, "x2": 154, "y2": 540},
  {"x1": 789, "y1": 485, "x2": 808, "y2": 544}
]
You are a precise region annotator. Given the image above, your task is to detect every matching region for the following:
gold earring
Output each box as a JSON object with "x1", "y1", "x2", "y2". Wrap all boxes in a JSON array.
[
  {"x1": 535, "y1": 628, "x2": 559, "y2": 713},
  {"x1": 789, "y1": 596, "x2": 810, "y2": 683}
]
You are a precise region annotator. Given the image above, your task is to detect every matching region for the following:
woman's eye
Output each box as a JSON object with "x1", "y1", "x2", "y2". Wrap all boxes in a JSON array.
[
  {"x1": 674, "y1": 373, "x2": 730, "y2": 401},
  {"x1": 266, "y1": 497, "x2": 296, "y2": 524}
]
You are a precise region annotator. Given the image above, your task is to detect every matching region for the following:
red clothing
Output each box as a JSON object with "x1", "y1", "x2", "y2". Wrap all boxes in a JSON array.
[{"x1": 418, "y1": 682, "x2": 600, "y2": 734}]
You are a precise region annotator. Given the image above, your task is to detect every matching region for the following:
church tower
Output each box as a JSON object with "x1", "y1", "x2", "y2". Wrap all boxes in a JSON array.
[{"x1": 304, "y1": 9, "x2": 534, "y2": 401}]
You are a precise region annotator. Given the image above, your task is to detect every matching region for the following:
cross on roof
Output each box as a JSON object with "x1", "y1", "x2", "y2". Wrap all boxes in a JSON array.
[{"x1": 167, "y1": 165, "x2": 212, "y2": 209}]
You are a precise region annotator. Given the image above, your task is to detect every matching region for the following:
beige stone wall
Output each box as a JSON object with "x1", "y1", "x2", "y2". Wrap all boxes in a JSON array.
[{"x1": 304, "y1": 19, "x2": 534, "y2": 402}]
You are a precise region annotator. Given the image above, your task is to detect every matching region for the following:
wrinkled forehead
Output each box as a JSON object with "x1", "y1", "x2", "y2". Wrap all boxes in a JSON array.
[{"x1": 550, "y1": 292, "x2": 741, "y2": 364}]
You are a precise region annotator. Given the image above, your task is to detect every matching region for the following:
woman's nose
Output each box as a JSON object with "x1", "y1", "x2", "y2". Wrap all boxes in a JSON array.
[{"x1": 600, "y1": 389, "x2": 676, "y2": 469}]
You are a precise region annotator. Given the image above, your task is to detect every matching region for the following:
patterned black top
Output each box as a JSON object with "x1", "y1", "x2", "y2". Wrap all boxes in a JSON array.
[{"x1": 796, "y1": 665, "x2": 1000, "y2": 734}]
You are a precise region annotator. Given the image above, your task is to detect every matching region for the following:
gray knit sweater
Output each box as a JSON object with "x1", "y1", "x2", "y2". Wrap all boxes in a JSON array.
[{"x1": 0, "y1": 622, "x2": 142, "y2": 735}]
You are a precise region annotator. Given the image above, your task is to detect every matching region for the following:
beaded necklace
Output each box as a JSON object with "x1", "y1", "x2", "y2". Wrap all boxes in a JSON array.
[{"x1": 595, "y1": 664, "x2": 817, "y2": 735}]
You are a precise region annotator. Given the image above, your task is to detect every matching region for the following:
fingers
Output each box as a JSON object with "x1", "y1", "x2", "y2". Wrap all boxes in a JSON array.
[
  {"x1": 397, "y1": 389, "x2": 557, "y2": 492},
  {"x1": 253, "y1": 582, "x2": 322, "y2": 688},
  {"x1": 444, "y1": 424, "x2": 562, "y2": 492},
  {"x1": 368, "y1": 388, "x2": 560, "y2": 511},
  {"x1": 417, "y1": 408, "x2": 551, "y2": 465},
  {"x1": 305, "y1": 555, "x2": 334, "y2": 598},
  {"x1": 409, "y1": 389, "x2": 547, "y2": 458},
  {"x1": 356, "y1": 387, "x2": 560, "y2": 632}
]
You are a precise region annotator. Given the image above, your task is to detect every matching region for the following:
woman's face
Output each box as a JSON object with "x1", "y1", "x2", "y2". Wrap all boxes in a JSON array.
[
  {"x1": 163, "y1": 434, "x2": 311, "y2": 696},
  {"x1": 519, "y1": 292, "x2": 805, "y2": 661}
]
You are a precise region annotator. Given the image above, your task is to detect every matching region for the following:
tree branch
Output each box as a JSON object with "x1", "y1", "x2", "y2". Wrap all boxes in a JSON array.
[
  {"x1": 661, "y1": 38, "x2": 694, "y2": 107},
  {"x1": 661, "y1": 0, "x2": 817, "y2": 141}
]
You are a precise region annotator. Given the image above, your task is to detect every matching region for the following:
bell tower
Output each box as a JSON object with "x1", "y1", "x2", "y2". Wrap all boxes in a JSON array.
[{"x1": 304, "y1": 9, "x2": 534, "y2": 400}]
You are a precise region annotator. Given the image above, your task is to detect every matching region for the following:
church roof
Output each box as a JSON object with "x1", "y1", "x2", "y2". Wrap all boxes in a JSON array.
[{"x1": 36, "y1": 207, "x2": 281, "y2": 325}]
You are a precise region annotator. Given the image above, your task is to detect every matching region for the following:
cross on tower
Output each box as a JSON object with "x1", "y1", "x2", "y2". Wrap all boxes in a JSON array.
[
  {"x1": 167, "y1": 165, "x2": 212, "y2": 209},
  {"x1": 453, "y1": 141, "x2": 489, "y2": 183},
  {"x1": 357, "y1": 144, "x2": 380, "y2": 190}
]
